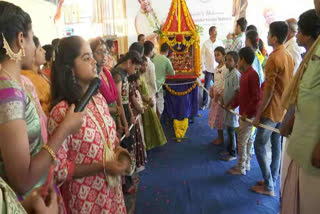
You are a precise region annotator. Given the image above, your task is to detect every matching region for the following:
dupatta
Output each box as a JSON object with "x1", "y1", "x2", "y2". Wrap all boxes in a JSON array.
[
  {"x1": 281, "y1": 35, "x2": 320, "y2": 109},
  {"x1": 86, "y1": 96, "x2": 133, "y2": 187},
  {"x1": 100, "y1": 67, "x2": 118, "y2": 104}
]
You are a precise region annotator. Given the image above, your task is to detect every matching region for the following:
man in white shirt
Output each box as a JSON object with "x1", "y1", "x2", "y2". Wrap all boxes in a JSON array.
[
  {"x1": 285, "y1": 18, "x2": 303, "y2": 75},
  {"x1": 142, "y1": 41, "x2": 157, "y2": 112},
  {"x1": 201, "y1": 26, "x2": 224, "y2": 109}
]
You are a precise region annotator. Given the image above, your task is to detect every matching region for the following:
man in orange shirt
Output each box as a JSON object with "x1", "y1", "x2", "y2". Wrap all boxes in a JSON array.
[{"x1": 251, "y1": 21, "x2": 294, "y2": 196}]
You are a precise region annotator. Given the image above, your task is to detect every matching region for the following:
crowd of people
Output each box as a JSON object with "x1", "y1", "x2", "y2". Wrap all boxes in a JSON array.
[
  {"x1": 0, "y1": 1, "x2": 175, "y2": 213},
  {"x1": 204, "y1": 1, "x2": 320, "y2": 213},
  {"x1": 0, "y1": 0, "x2": 320, "y2": 213}
]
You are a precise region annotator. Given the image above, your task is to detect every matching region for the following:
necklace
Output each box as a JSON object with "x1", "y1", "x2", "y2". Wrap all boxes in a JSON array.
[
  {"x1": 142, "y1": 10, "x2": 160, "y2": 29},
  {"x1": 1, "y1": 68, "x2": 22, "y2": 84}
]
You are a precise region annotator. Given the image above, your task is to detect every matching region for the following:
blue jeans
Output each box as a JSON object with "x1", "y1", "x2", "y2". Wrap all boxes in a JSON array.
[
  {"x1": 254, "y1": 118, "x2": 282, "y2": 192},
  {"x1": 251, "y1": 128, "x2": 257, "y2": 154}
]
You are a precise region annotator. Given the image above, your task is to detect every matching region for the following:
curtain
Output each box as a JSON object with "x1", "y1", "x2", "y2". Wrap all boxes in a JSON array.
[
  {"x1": 92, "y1": 0, "x2": 128, "y2": 53},
  {"x1": 64, "y1": 4, "x2": 80, "y2": 24}
]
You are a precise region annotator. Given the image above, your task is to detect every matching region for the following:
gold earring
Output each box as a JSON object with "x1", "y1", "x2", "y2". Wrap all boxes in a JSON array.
[
  {"x1": 21, "y1": 46, "x2": 25, "y2": 57},
  {"x1": 2, "y1": 33, "x2": 25, "y2": 63}
]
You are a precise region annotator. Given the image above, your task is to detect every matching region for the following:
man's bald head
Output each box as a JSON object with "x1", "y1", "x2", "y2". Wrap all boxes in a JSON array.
[{"x1": 286, "y1": 18, "x2": 298, "y2": 41}]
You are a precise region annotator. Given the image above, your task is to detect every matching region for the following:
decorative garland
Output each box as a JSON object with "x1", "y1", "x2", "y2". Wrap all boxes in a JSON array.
[
  {"x1": 157, "y1": 0, "x2": 202, "y2": 77},
  {"x1": 164, "y1": 81, "x2": 199, "y2": 96},
  {"x1": 163, "y1": 0, "x2": 196, "y2": 34},
  {"x1": 144, "y1": 10, "x2": 160, "y2": 30},
  {"x1": 161, "y1": 34, "x2": 199, "y2": 52},
  {"x1": 181, "y1": 0, "x2": 196, "y2": 32},
  {"x1": 164, "y1": 0, "x2": 178, "y2": 32}
]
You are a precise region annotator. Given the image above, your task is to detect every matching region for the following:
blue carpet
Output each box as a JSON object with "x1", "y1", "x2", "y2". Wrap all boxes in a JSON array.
[{"x1": 135, "y1": 110, "x2": 280, "y2": 214}]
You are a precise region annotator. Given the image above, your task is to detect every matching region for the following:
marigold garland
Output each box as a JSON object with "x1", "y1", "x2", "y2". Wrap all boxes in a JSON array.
[
  {"x1": 161, "y1": 34, "x2": 199, "y2": 51},
  {"x1": 158, "y1": 0, "x2": 201, "y2": 77},
  {"x1": 164, "y1": 81, "x2": 199, "y2": 96}
]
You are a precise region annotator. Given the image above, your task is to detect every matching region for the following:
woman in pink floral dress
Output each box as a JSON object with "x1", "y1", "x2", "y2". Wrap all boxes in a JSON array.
[{"x1": 48, "y1": 36, "x2": 127, "y2": 214}]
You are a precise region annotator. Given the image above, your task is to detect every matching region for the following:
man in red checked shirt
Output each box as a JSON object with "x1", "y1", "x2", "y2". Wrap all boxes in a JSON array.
[{"x1": 228, "y1": 47, "x2": 261, "y2": 176}]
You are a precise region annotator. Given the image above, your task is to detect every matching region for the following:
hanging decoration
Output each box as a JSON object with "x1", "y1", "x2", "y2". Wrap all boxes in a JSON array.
[
  {"x1": 173, "y1": 118, "x2": 189, "y2": 142},
  {"x1": 164, "y1": 81, "x2": 199, "y2": 96},
  {"x1": 54, "y1": 0, "x2": 65, "y2": 23},
  {"x1": 160, "y1": 0, "x2": 200, "y2": 142},
  {"x1": 156, "y1": 0, "x2": 201, "y2": 79}
]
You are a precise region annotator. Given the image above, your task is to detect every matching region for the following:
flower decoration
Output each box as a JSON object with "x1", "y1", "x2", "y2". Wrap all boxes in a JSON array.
[
  {"x1": 164, "y1": 81, "x2": 199, "y2": 96},
  {"x1": 156, "y1": 0, "x2": 201, "y2": 78}
]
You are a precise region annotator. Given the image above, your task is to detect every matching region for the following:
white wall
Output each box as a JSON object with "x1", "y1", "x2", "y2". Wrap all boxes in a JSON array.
[
  {"x1": 7, "y1": 0, "x2": 60, "y2": 45},
  {"x1": 8, "y1": 0, "x2": 315, "y2": 47},
  {"x1": 127, "y1": 0, "x2": 315, "y2": 48}
]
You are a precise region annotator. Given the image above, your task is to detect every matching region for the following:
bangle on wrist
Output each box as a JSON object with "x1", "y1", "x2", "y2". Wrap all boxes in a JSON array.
[{"x1": 42, "y1": 144, "x2": 57, "y2": 162}]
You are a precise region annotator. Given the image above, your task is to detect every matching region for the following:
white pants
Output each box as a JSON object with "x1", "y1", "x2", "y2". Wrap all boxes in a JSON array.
[
  {"x1": 156, "y1": 91, "x2": 164, "y2": 115},
  {"x1": 237, "y1": 119, "x2": 253, "y2": 172}
]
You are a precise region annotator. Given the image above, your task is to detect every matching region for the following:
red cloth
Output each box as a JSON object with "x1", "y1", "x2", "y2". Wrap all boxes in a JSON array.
[
  {"x1": 234, "y1": 66, "x2": 261, "y2": 118},
  {"x1": 100, "y1": 67, "x2": 118, "y2": 104}
]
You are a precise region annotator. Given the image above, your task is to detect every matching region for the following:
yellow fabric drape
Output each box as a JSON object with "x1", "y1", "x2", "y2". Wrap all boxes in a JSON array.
[{"x1": 173, "y1": 118, "x2": 189, "y2": 142}]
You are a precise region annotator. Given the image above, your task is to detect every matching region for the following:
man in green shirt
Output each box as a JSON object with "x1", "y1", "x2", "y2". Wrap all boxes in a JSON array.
[
  {"x1": 151, "y1": 43, "x2": 175, "y2": 117},
  {"x1": 280, "y1": 3, "x2": 320, "y2": 213}
]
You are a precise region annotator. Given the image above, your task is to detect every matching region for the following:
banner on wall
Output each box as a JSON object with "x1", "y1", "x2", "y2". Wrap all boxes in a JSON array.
[{"x1": 127, "y1": 0, "x2": 313, "y2": 49}]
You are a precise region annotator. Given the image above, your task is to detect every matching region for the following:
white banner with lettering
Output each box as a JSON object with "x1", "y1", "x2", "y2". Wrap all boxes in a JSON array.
[{"x1": 127, "y1": 0, "x2": 313, "y2": 48}]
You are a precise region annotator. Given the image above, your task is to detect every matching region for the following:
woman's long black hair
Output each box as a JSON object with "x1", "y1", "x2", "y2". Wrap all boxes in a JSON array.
[
  {"x1": 51, "y1": 36, "x2": 84, "y2": 107},
  {"x1": 246, "y1": 30, "x2": 259, "y2": 50},
  {"x1": 114, "y1": 50, "x2": 143, "y2": 69}
]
